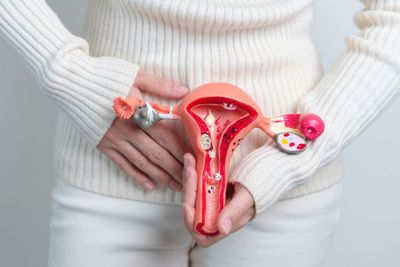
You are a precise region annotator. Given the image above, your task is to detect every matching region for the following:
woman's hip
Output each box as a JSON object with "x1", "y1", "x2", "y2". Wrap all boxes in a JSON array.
[{"x1": 48, "y1": 176, "x2": 342, "y2": 267}]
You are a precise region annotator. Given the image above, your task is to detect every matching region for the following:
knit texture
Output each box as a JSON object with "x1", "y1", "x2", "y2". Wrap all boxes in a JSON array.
[{"x1": 1, "y1": 0, "x2": 398, "y2": 214}]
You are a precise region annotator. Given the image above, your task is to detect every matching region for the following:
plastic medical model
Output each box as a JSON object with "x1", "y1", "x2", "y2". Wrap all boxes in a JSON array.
[{"x1": 113, "y1": 83, "x2": 325, "y2": 236}]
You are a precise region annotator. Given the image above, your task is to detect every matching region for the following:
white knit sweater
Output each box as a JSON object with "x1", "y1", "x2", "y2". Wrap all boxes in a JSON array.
[{"x1": 1, "y1": 0, "x2": 399, "y2": 215}]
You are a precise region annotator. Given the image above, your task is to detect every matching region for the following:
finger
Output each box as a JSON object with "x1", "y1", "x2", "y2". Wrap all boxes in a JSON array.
[
  {"x1": 182, "y1": 153, "x2": 197, "y2": 206},
  {"x1": 128, "y1": 128, "x2": 184, "y2": 183},
  {"x1": 230, "y1": 206, "x2": 256, "y2": 233},
  {"x1": 182, "y1": 202, "x2": 195, "y2": 232},
  {"x1": 127, "y1": 85, "x2": 144, "y2": 99},
  {"x1": 104, "y1": 148, "x2": 154, "y2": 191},
  {"x1": 217, "y1": 183, "x2": 255, "y2": 235},
  {"x1": 133, "y1": 68, "x2": 189, "y2": 99},
  {"x1": 145, "y1": 122, "x2": 192, "y2": 163},
  {"x1": 116, "y1": 140, "x2": 182, "y2": 192}
]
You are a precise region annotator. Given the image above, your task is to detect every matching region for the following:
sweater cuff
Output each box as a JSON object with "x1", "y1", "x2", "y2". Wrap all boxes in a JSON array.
[
  {"x1": 0, "y1": 0, "x2": 140, "y2": 146},
  {"x1": 230, "y1": 118, "x2": 338, "y2": 215},
  {"x1": 42, "y1": 42, "x2": 140, "y2": 146}
]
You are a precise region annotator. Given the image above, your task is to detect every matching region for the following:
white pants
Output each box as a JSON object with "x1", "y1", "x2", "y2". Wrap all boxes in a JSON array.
[{"x1": 48, "y1": 177, "x2": 342, "y2": 267}]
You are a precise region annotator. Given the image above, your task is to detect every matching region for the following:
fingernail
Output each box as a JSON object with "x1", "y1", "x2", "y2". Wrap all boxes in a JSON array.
[
  {"x1": 222, "y1": 218, "x2": 232, "y2": 235},
  {"x1": 142, "y1": 181, "x2": 154, "y2": 191},
  {"x1": 172, "y1": 85, "x2": 189, "y2": 96},
  {"x1": 169, "y1": 180, "x2": 182, "y2": 192}
]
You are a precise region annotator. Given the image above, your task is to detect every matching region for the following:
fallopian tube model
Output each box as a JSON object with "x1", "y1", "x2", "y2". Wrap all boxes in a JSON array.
[{"x1": 113, "y1": 83, "x2": 325, "y2": 236}]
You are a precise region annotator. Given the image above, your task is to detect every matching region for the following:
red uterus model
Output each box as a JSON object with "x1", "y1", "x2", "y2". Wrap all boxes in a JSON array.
[{"x1": 113, "y1": 83, "x2": 325, "y2": 236}]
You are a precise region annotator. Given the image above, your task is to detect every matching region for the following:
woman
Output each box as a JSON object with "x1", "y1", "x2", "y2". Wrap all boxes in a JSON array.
[{"x1": 0, "y1": 0, "x2": 399, "y2": 266}]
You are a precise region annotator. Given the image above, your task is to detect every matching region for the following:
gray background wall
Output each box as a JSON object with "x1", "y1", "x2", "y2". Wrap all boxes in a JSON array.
[{"x1": 0, "y1": 1, "x2": 399, "y2": 266}]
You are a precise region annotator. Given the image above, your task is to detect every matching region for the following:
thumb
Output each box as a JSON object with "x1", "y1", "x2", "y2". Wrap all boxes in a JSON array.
[
  {"x1": 133, "y1": 68, "x2": 189, "y2": 99},
  {"x1": 217, "y1": 183, "x2": 254, "y2": 235}
]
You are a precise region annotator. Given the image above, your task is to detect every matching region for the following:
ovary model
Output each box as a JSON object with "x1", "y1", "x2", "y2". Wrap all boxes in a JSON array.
[{"x1": 113, "y1": 83, "x2": 325, "y2": 236}]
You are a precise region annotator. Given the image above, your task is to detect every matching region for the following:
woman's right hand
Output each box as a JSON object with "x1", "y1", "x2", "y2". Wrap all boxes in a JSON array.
[{"x1": 96, "y1": 68, "x2": 191, "y2": 192}]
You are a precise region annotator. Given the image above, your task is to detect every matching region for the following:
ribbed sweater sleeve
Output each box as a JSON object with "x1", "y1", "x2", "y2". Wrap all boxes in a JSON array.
[
  {"x1": 231, "y1": 0, "x2": 400, "y2": 214},
  {"x1": 0, "y1": 0, "x2": 140, "y2": 145}
]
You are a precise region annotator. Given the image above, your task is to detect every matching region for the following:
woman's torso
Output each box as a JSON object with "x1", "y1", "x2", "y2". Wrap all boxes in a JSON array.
[{"x1": 52, "y1": 0, "x2": 344, "y2": 205}]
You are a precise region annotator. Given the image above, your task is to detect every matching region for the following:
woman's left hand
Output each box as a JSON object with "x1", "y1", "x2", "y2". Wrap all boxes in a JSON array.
[{"x1": 182, "y1": 153, "x2": 256, "y2": 248}]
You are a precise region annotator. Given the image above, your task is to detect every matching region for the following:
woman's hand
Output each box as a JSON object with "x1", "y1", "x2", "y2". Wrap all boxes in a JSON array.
[
  {"x1": 182, "y1": 153, "x2": 256, "y2": 248},
  {"x1": 97, "y1": 68, "x2": 191, "y2": 192}
]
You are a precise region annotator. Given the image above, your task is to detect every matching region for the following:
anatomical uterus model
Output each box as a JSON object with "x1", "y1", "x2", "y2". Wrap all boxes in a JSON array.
[{"x1": 113, "y1": 83, "x2": 325, "y2": 236}]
